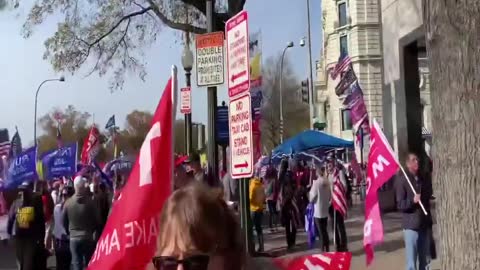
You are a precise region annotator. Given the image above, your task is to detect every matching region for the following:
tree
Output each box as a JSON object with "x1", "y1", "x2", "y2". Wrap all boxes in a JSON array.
[
  {"x1": 425, "y1": 1, "x2": 480, "y2": 269},
  {"x1": 19, "y1": 0, "x2": 246, "y2": 90},
  {"x1": 260, "y1": 54, "x2": 309, "y2": 152},
  {"x1": 119, "y1": 110, "x2": 153, "y2": 153}
]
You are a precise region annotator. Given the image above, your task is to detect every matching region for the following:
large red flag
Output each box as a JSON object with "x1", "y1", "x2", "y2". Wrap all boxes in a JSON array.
[
  {"x1": 81, "y1": 125, "x2": 101, "y2": 164},
  {"x1": 273, "y1": 252, "x2": 352, "y2": 270},
  {"x1": 364, "y1": 119, "x2": 399, "y2": 265},
  {"x1": 88, "y1": 76, "x2": 175, "y2": 270}
]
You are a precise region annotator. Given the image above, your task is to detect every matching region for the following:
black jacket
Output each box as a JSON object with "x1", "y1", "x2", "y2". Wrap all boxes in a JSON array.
[
  {"x1": 395, "y1": 171, "x2": 432, "y2": 230},
  {"x1": 7, "y1": 193, "x2": 45, "y2": 241}
]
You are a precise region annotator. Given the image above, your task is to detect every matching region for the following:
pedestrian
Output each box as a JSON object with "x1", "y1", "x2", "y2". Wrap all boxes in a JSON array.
[
  {"x1": 63, "y1": 176, "x2": 101, "y2": 270},
  {"x1": 309, "y1": 164, "x2": 331, "y2": 252},
  {"x1": 395, "y1": 153, "x2": 433, "y2": 270},
  {"x1": 39, "y1": 181, "x2": 55, "y2": 255},
  {"x1": 326, "y1": 157, "x2": 349, "y2": 252},
  {"x1": 53, "y1": 186, "x2": 74, "y2": 270},
  {"x1": 278, "y1": 159, "x2": 301, "y2": 250},
  {"x1": 7, "y1": 181, "x2": 46, "y2": 270},
  {"x1": 184, "y1": 153, "x2": 208, "y2": 184},
  {"x1": 92, "y1": 182, "x2": 110, "y2": 236},
  {"x1": 152, "y1": 182, "x2": 244, "y2": 270},
  {"x1": 263, "y1": 167, "x2": 278, "y2": 232},
  {"x1": 249, "y1": 177, "x2": 266, "y2": 253}
]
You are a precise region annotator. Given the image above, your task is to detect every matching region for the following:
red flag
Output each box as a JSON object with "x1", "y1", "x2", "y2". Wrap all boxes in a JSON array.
[
  {"x1": 273, "y1": 252, "x2": 351, "y2": 270},
  {"x1": 87, "y1": 77, "x2": 175, "y2": 270},
  {"x1": 81, "y1": 126, "x2": 101, "y2": 164},
  {"x1": 364, "y1": 119, "x2": 399, "y2": 265}
]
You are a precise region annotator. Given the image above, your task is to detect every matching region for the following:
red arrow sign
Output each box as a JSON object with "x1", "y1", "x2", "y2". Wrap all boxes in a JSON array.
[
  {"x1": 231, "y1": 70, "x2": 247, "y2": 82},
  {"x1": 233, "y1": 161, "x2": 249, "y2": 169}
]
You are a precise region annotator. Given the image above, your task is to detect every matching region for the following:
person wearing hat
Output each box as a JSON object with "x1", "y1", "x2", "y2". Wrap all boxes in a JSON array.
[
  {"x1": 63, "y1": 176, "x2": 101, "y2": 270},
  {"x1": 184, "y1": 152, "x2": 208, "y2": 185},
  {"x1": 7, "y1": 181, "x2": 46, "y2": 270}
]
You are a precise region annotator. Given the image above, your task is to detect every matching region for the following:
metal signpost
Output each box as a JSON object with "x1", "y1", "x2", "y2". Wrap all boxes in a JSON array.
[
  {"x1": 195, "y1": 32, "x2": 225, "y2": 87},
  {"x1": 180, "y1": 87, "x2": 192, "y2": 114},
  {"x1": 226, "y1": 10, "x2": 250, "y2": 98}
]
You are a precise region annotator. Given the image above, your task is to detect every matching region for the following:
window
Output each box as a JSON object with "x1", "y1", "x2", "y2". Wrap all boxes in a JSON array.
[
  {"x1": 341, "y1": 109, "x2": 352, "y2": 130},
  {"x1": 340, "y1": 35, "x2": 348, "y2": 55},
  {"x1": 338, "y1": 2, "x2": 347, "y2": 27}
]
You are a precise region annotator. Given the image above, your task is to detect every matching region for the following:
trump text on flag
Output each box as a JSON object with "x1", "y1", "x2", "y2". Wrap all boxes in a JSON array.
[
  {"x1": 226, "y1": 10, "x2": 250, "y2": 98},
  {"x1": 228, "y1": 93, "x2": 253, "y2": 179},
  {"x1": 195, "y1": 32, "x2": 224, "y2": 87}
]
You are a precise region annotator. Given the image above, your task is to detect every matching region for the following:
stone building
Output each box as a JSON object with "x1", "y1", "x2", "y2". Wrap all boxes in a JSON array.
[
  {"x1": 381, "y1": 0, "x2": 432, "y2": 161},
  {"x1": 315, "y1": 0, "x2": 383, "y2": 143}
]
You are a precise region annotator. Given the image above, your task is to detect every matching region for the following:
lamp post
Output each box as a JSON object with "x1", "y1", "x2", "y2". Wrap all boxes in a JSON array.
[
  {"x1": 181, "y1": 42, "x2": 194, "y2": 155},
  {"x1": 34, "y1": 76, "x2": 65, "y2": 146},
  {"x1": 279, "y1": 41, "x2": 294, "y2": 144}
]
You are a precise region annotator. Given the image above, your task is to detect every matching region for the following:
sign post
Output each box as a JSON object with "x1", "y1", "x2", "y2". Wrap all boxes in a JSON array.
[
  {"x1": 228, "y1": 93, "x2": 253, "y2": 179},
  {"x1": 180, "y1": 87, "x2": 192, "y2": 114},
  {"x1": 195, "y1": 32, "x2": 225, "y2": 87},
  {"x1": 226, "y1": 10, "x2": 250, "y2": 97}
]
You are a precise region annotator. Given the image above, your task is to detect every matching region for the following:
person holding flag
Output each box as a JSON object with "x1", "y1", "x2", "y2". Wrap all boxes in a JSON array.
[{"x1": 327, "y1": 154, "x2": 348, "y2": 252}]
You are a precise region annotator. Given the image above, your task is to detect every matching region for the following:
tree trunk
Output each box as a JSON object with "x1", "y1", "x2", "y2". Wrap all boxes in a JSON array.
[{"x1": 424, "y1": 1, "x2": 480, "y2": 269}]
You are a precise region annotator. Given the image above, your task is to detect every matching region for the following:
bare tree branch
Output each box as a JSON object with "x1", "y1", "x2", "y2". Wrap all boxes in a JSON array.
[{"x1": 147, "y1": 0, "x2": 206, "y2": 33}]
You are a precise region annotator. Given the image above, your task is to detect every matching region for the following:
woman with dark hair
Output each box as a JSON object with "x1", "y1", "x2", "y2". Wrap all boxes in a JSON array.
[{"x1": 278, "y1": 158, "x2": 301, "y2": 250}]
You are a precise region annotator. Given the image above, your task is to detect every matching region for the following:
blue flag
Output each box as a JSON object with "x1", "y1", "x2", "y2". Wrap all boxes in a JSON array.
[
  {"x1": 3, "y1": 146, "x2": 38, "y2": 190},
  {"x1": 105, "y1": 115, "x2": 116, "y2": 130},
  {"x1": 42, "y1": 143, "x2": 77, "y2": 179}
]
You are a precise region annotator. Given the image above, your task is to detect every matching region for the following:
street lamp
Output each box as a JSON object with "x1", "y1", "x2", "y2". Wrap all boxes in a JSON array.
[
  {"x1": 34, "y1": 76, "x2": 65, "y2": 146},
  {"x1": 181, "y1": 43, "x2": 194, "y2": 155},
  {"x1": 279, "y1": 41, "x2": 294, "y2": 144}
]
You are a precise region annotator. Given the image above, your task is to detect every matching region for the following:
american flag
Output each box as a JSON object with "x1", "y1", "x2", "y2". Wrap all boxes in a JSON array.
[
  {"x1": 330, "y1": 51, "x2": 352, "y2": 80},
  {"x1": 10, "y1": 128, "x2": 22, "y2": 158},
  {"x1": 332, "y1": 168, "x2": 348, "y2": 217},
  {"x1": 335, "y1": 68, "x2": 357, "y2": 96},
  {"x1": 0, "y1": 129, "x2": 10, "y2": 158}
]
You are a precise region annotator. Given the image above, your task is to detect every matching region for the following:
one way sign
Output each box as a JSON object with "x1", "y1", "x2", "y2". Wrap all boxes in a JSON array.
[{"x1": 226, "y1": 10, "x2": 250, "y2": 98}]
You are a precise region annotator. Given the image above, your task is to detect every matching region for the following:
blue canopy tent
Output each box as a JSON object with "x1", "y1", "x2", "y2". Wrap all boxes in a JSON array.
[{"x1": 272, "y1": 130, "x2": 354, "y2": 160}]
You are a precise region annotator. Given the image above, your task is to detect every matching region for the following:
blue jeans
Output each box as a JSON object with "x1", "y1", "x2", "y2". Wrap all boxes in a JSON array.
[
  {"x1": 403, "y1": 229, "x2": 431, "y2": 270},
  {"x1": 70, "y1": 238, "x2": 95, "y2": 270}
]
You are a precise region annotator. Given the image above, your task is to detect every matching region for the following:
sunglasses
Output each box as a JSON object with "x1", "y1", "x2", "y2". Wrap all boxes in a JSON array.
[{"x1": 152, "y1": 255, "x2": 210, "y2": 270}]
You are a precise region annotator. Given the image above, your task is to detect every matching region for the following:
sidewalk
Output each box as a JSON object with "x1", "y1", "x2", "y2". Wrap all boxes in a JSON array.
[{"x1": 257, "y1": 205, "x2": 440, "y2": 270}]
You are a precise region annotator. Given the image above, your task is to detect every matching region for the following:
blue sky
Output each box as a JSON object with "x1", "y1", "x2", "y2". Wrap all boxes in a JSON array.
[{"x1": 0, "y1": 0, "x2": 321, "y2": 145}]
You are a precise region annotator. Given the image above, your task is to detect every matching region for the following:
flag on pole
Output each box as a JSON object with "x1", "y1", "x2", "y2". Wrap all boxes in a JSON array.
[
  {"x1": 105, "y1": 115, "x2": 116, "y2": 130},
  {"x1": 10, "y1": 127, "x2": 22, "y2": 158},
  {"x1": 87, "y1": 68, "x2": 177, "y2": 270},
  {"x1": 363, "y1": 119, "x2": 399, "y2": 265},
  {"x1": 56, "y1": 125, "x2": 63, "y2": 148},
  {"x1": 81, "y1": 126, "x2": 101, "y2": 165},
  {"x1": 332, "y1": 168, "x2": 348, "y2": 217},
  {"x1": 0, "y1": 129, "x2": 10, "y2": 158},
  {"x1": 330, "y1": 51, "x2": 352, "y2": 80}
]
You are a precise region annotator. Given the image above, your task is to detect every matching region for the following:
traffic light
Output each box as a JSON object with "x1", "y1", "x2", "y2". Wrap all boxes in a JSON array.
[{"x1": 301, "y1": 79, "x2": 309, "y2": 104}]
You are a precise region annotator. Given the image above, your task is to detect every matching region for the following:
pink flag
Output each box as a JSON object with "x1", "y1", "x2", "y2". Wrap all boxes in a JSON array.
[
  {"x1": 364, "y1": 119, "x2": 399, "y2": 265},
  {"x1": 273, "y1": 252, "x2": 352, "y2": 270},
  {"x1": 87, "y1": 76, "x2": 175, "y2": 270}
]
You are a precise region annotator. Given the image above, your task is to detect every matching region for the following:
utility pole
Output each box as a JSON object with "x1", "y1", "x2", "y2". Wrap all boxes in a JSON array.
[
  {"x1": 306, "y1": 0, "x2": 315, "y2": 129},
  {"x1": 206, "y1": 0, "x2": 219, "y2": 181}
]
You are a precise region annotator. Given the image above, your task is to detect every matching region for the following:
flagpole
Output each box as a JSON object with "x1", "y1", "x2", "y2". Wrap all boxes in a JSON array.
[
  {"x1": 398, "y1": 166, "x2": 428, "y2": 215},
  {"x1": 171, "y1": 65, "x2": 178, "y2": 192}
]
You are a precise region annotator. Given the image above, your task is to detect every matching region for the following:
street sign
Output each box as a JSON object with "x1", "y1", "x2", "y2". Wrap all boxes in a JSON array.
[
  {"x1": 180, "y1": 87, "x2": 191, "y2": 114},
  {"x1": 216, "y1": 104, "x2": 229, "y2": 146},
  {"x1": 195, "y1": 32, "x2": 225, "y2": 87},
  {"x1": 229, "y1": 93, "x2": 253, "y2": 179},
  {"x1": 226, "y1": 10, "x2": 250, "y2": 98}
]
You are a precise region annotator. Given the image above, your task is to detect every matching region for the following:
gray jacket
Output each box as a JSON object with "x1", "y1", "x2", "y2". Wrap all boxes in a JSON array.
[
  {"x1": 395, "y1": 172, "x2": 432, "y2": 230},
  {"x1": 63, "y1": 193, "x2": 100, "y2": 240}
]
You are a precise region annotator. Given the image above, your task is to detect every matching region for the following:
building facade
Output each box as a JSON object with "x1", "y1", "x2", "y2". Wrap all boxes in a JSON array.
[
  {"x1": 315, "y1": 0, "x2": 383, "y2": 142},
  {"x1": 381, "y1": 0, "x2": 431, "y2": 161}
]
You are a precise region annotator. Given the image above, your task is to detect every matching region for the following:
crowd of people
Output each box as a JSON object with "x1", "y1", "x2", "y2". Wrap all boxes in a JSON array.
[{"x1": 0, "y1": 149, "x2": 435, "y2": 270}]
